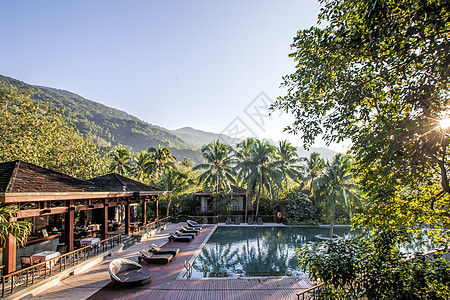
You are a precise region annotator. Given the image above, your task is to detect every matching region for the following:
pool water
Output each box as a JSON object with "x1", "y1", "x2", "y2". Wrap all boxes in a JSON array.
[{"x1": 190, "y1": 226, "x2": 356, "y2": 279}]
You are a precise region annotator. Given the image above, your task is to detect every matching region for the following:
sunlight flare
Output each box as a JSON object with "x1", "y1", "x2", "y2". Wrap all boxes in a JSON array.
[{"x1": 440, "y1": 118, "x2": 450, "y2": 129}]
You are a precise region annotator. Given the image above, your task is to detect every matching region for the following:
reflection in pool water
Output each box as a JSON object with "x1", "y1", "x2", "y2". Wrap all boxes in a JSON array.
[{"x1": 191, "y1": 226, "x2": 356, "y2": 279}]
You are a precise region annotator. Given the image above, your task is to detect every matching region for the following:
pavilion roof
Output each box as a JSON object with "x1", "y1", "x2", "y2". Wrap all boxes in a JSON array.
[
  {"x1": 0, "y1": 160, "x2": 102, "y2": 193},
  {"x1": 88, "y1": 173, "x2": 161, "y2": 192}
]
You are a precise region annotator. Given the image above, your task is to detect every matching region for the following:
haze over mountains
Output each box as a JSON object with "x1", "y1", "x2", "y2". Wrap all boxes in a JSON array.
[{"x1": 0, "y1": 75, "x2": 337, "y2": 163}]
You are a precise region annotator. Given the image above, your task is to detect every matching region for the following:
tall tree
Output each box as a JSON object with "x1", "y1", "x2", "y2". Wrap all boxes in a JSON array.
[
  {"x1": 273, "y1": 0, "x2": 450, "y2": 231},
  {"x1": 131, "y1": 150, "x2": 150, "y2": 182},
  {"x1": 145, "y1": 146, "x2": 176, "y2": 180},
  {"x1": 277, "y1": 140, "x2": 302, "y2": 186},
  {"x1": 314, "y1": 154, "x2": 361, "y2": 237},
  {"x1": 236, "y1": 140, "x2": 283, "y2": 220},
  {"x1": 235, "y1": 138, "x2": 256, "y2": 221},
  {"x1": 109, "y1": 148, "x2": 131, "y2": 176},
  {"x1": 301, "y1": 152, "x2": 326, "y2": 194},
  {"x1": 194, "y1": 140, "x2": 236, "y2": 194}
]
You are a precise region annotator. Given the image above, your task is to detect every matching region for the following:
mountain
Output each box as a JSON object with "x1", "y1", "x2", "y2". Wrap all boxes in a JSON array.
[
  {"x1": 0, "y1": 75, "x2": 205, "y2": 163},
  {"x1": 170, "y1": 127, "x2": 240, "y2": 148},
  {"x1": 296, "y1": 147, "x2": 338, "y2": 161},
  {"x1": 0, "y1": 74, "x2": 339, "y2": 165}
]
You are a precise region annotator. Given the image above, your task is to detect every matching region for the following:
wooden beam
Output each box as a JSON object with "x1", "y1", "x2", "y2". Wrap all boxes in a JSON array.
[
  {"x1": 154, "y1": 199, "x2": 159, "y2": 221},
  {"x1": 65, "y1": 200, "x2": 75, "y2": 252},
  {"x1": 0, "y1": 191, "x2": 135, "y2": 203},
  {"x1": 125, "y1": 203, "x2": 130, "y2": 235},
  {"x1": 101, "y1": 200, "x2": 108, "y2": 239},
  {"x1": 142, "y1": 200, "x2": 147, "y2": 225},
  {"x1": 17, "y1": 207, "x2": 68, "y2": 218},
  {"x1": 2, "y1": 234, "x2": 17, "y2": 274}
]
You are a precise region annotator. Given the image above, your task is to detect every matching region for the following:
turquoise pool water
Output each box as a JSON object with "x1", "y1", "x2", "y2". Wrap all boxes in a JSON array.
[{"x1": 190, "y1": 226, "x2": 356, "y2": 279}]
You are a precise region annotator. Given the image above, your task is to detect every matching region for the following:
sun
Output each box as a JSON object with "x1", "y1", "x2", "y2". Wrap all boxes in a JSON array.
[{"x1": 440, "y1": 118, "x2": 450, "y2": 129}]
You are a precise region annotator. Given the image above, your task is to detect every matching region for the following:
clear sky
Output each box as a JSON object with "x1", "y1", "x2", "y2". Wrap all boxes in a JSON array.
[{"x1": 0, "y1": 1, "x2": 347, "y2": 151}]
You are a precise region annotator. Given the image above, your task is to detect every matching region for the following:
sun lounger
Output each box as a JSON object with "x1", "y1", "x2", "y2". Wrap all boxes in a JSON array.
[
  {"x1": 138, "y1": 250, "x2": 173, "y2": 264},
  {"x1": 257, "y1": 217, "x2": 263, "y2": 225},
  {"x1": 108, "y1": 258, "x2": 152, "y2": 286},
  {"x1": 149, "y1": 243, "x2": 179, "y2": 257},
  {"x1": 169, "y1": 233, "x2": 193, "y2": 242},
  {"x1": 235, "y1": 217, "x2": 241, "y2": 225},
  {"x1": 226, "y1": 216, "x2": 232, "y2": 225},
  {"x1": 247, "y1": 216, "x2": 254, "y2": 225},
  {"x1": 180, "y1": 226, "x2": 200, "y2": 235},
  {"x1": 187, "y1": 220, "x2": 204, "y2": 229},
  {"x1": 174, "y1": 230, "x2": 196, "y2": 238}
]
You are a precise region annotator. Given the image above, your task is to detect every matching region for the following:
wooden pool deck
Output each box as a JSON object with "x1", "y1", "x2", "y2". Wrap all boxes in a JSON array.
[
  {"x1": 30, "y1": 223, "x2": 312, "y2": 300},
  {"x1": 86, "y1": 224, "x2": 313, "y2": 300},
  {"x1": 88, "y1": 277, "x2": 313, "y2": 300}
]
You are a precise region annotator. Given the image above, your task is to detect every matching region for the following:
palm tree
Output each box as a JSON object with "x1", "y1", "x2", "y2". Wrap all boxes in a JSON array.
[
  {"x1": 236, "y1": 139, "x2": 283, "y2": 220},
  {"x1": 301, "y1": 152, "x2": 327, "y2": 194},
  {"x1": 0, "y1": 205, "x2": 32, "y2": 247},
  {"x1": 277, "y1": 140, "x2": 303, "y2": 187},
  {"x1": 131, "y1": 150, "x2": 150, "y2": 182},
  {"x1": 235, "y1": 138, "x2": 256, "y2": 222},
  {"x1": 314, "y1": 154, "x2": 362, "y2": 237},
  {"x1": 154, "y1": 167, "x2": 194, "y2": 216},
  {"x1": 145, "y1": 146, "x2": 176, "y2": 180},
  {"x1": 109, "y1": 148, "x2": 131, "y2": 175},
  {"x1": 193, "y1": 140, "x2": 236, "y2": 194}
]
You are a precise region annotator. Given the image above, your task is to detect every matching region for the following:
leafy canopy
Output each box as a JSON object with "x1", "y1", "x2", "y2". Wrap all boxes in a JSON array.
[
  {"x1": 273, "y1": 0, "x2": 450, "y2": 230},
  {"x1": 0, "y1": 87, "x2": 108, "y2": 179}
]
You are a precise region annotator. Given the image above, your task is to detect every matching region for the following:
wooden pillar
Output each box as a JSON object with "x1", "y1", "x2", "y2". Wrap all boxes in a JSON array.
[
  {"x1": 101, "y1": 201, "x2": 108, "y2": 239},
  {"x1": 154, "y1": 198, "x2": 159, "y2": 221},
  {"x1": 65, "y1": 200, "x2": 75, "y2": 252},
  {"x1": 125, "y1": 202, "x2": 130, "y2": 235},
  {"x1": 2, "y1": 233, "x2": 17, "y2": 274},
  {"x1": 141, "y1": 200, "x2": 147, "y2": 225}
]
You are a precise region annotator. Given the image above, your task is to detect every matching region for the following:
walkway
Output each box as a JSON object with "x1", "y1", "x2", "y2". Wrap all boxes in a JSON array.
[{"x1": 31, "y1": 223, "x2": 312, "y2": 300}]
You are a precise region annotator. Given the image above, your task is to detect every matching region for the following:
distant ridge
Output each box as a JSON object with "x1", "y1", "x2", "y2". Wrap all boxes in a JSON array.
[
  {"x1": 297, "y1": 147, "x2": 338, "y2": 161},
  {"x1": 170, "y1": 127, "x2": 239, "y2": 148}
]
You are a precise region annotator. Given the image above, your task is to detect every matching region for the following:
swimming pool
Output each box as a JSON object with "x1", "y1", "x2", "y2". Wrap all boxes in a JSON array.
[{"x1": 189, "y1": 226, "x2": 356, "y2": 279}]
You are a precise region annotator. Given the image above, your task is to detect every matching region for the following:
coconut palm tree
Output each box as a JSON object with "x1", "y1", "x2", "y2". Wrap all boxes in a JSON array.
[
  {"x1": 235, "y1": 138, "x2": 256, "y2": 222},
  {"x1": 194, "y1": 140, "x2": 236, "y2": 194},
  {"x1": 314, "y1": 153, "x2": 362, "y2": 237},
  {"x1": 301, "y1": 152, "x2": 327, "y2": 194},
  {"x1": 154, "y1": 167, "x2": 194, "y2": 216},
  {"x1": 109, "y1": 148, "x2": 131, "y2": 175},
  {"x1": 236, "y1": 139, "x2": 283, "y2": 220},
  {"x1": 277, "y1": 140, "x2": 303, "y2": 186},
  {"x1": 131, "y1": 150, "x2": 150, "y2": 182},
  {"x1": 145, "y1": 146, "x2": 176, "y2": 180}
]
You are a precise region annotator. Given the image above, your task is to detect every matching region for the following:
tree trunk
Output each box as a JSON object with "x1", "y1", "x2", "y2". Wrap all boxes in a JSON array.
[
  {"x1": 244, "y1": 193, "x2": 248, "y2": 223},
  {"x1": 255, "y1": 186, "x2": 261, "y2": 220}
]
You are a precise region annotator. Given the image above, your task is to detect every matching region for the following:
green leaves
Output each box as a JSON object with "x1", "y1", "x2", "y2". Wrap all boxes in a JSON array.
[
  {"x1": 0, "y1": 205, "x2": 32, "y2": 247},
  {"x1": 0, "y1": 87, "x2": 108, "y2": 179},
  {"x1": 297, "y1": 231, "x2": 450, "y2": 299},
  {"x1": 274, "y1": 0, "x2": 450, "y2": 232}
]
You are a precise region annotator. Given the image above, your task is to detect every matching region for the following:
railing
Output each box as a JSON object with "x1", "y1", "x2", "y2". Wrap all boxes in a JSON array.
[
  {"x1": 129, "y1": 216, "x2": 171, "y2": 234},
  {"x1": 0, "y1": 234, "x2": 121, "y2": 297},
  {"x1": 296, "y1": 283, "x2": 324, "y2": 300}
]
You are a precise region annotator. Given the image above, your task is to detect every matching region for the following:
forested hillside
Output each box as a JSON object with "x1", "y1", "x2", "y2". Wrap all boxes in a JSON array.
[{"x1": 0, "y1": 75, "x2": 204, "y2": 163}]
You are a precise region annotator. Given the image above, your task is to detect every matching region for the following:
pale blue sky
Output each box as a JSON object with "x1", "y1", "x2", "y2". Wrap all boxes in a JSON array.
[{"x1": 1, "y1": 1, "x2": 346, "y2": 151}]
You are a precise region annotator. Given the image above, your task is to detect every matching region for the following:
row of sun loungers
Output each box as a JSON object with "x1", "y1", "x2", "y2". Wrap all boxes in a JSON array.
[{"x1": 108, "y1": 221, "x2": 205, "y2": 286}]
